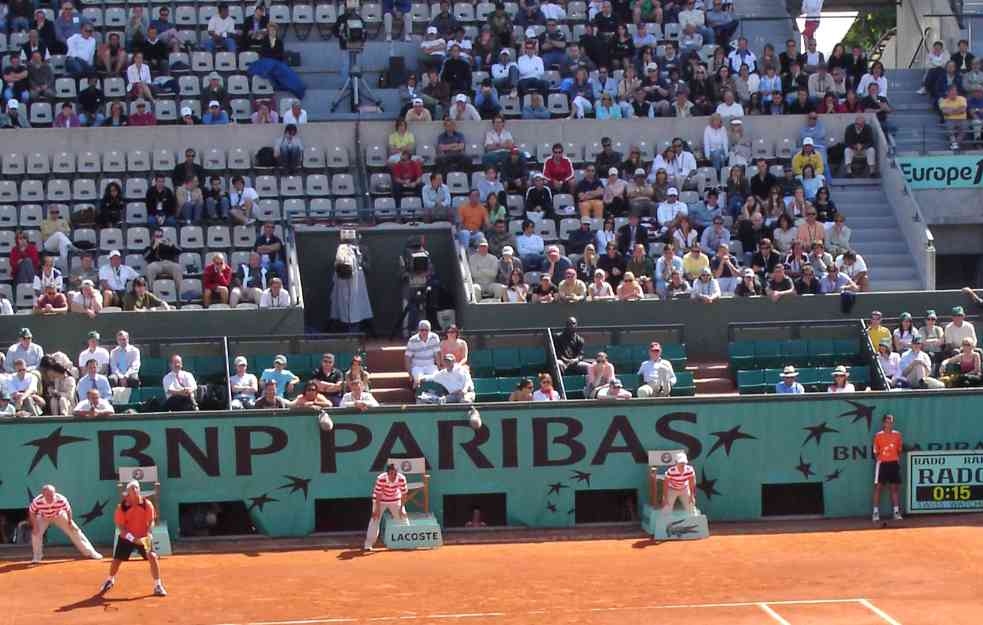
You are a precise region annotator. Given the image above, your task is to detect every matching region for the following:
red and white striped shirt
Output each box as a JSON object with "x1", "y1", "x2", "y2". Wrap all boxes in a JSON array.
[
  {"x1": 665, "y1": 464, "x2": 695, "y2": 491},
  {"x1": 372, "y1": 472, "x2": 408, "y2": 503},
  {"x1": 29, "y1": 493, "x2": 71, "y2": 519}
]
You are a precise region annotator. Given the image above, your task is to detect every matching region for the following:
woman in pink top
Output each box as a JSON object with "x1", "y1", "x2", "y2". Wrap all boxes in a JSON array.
[{"x1": 439, "y1": 325, "x2": 469, "y2": 368}]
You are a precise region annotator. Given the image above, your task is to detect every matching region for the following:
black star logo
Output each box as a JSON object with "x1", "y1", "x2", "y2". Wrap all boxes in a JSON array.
[
  {"x1": 276, "y1": 475, "x2": 311, "y2": 500},
  {"x1": 546, "y1": 501, "x2": 557, "y2": 513},
  {"x1": 838, "y1": 400, "x2": 876, "y2": 430},
  {"x1": 80, "y1": 500, "x2": 108, "y2": 526},
  {"x1": 569, "y1": 470, "x2": 592, "y2": 486},
  {"x1": 696, "y1": 469, "x2": 720, "y2": 500},
  {"x1": 825, "y1": 468, "x2": 843, "y2": 482},
  {"x1": 247, "y1": 493, "x2": 278, "y2": 512},
  {"x1": 794, "y1": 455, "x2": 815, "y2": 479},
  {"x1": 802, "y1": 422, "x2": 839, "y2": 447},
  {"x1": 26, "y1": 486, "x2": 34, "y2": 502},
  {"x1": 547, "y1": 482, "x2": 568, "y2": 495},
  {"x1": 567, "y1": 508, "x2": 576, "y2": 515},
  {"x1": 23, "y1": 427, "x2": 90, "y2": 474},
  {"x1": 707, "y1": 425, "x2": 757, "y2": 457}
]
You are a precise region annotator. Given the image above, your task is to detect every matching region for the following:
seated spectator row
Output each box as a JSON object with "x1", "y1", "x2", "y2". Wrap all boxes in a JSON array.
[{"x1": 736, "y1": 365, "x2": 870, "y2": 394}]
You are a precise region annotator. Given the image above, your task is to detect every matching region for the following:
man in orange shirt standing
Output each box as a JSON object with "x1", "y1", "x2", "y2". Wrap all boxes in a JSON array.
[
  {"x1": 872, "y1": 414, "x2": 903, "y2": 522},
  {"x1": 99, "y1": 480, "x2": 167, "y2": 597}
]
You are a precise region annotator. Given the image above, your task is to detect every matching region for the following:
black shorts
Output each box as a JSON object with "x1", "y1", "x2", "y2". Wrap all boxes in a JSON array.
[
  {"x1": 876, "y1": 460, "x2": 901, "y2": 484},
  {"x1": 113, "y1": 537, "x2": 149, "y2": 561}
]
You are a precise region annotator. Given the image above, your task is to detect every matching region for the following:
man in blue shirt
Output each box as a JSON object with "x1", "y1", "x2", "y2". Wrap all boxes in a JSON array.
[
  {"x1": 775, "y1": 366, "x2": 805, "y2": 394},
  {"x1": 77, "y1": 358, "x2": 112, "y2": 402},
  {"x1": 260, "y1": 355, "x2": 300, "y2": 398},
  {"x1": 202, "y1": 100, "x2": 230, "y2": 125}
]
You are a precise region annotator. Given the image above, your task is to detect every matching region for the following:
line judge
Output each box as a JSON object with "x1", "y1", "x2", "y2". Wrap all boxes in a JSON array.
[
  {"x1": 363, "y1": 463, "x2": 409, "y2": 551},
  {"x1": 28, "y1": 484, "x2": 103, "y2": 564}
]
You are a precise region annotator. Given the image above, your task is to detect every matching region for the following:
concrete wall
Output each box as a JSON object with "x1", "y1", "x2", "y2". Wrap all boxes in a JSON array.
[
  {"x1": 459, "y1": 290, "x2": 978, "y2": 358},
  {"x1": 0, "y1": 307, "x2": 304, "y2": 356},
  {"x1": 294, "y1": 225, "x2": 458, "y2": 333}
]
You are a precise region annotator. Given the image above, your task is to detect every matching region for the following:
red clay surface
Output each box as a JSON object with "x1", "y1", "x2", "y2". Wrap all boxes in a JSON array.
[{"x1": 2, "y1": 522, "x2": 981, "y2": 625}]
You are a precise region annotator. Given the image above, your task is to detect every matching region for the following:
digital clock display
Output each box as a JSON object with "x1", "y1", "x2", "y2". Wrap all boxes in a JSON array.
[
  {"x1": 907, "y1": 451, "x2": 983, "y2": 514},
  {"x1": 915, "y1": 485, "x2": 983, "y2": 502}
]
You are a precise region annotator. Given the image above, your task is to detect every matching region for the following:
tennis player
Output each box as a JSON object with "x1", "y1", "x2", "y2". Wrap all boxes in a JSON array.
[
  {"x1": 662, "y1": 452, "x2": 696, "y2": 514},
  {"x1": 363, "y1": 463, "x2": 409, "y2": 551},
  {"x1": 99, "y1": 480, "x2": 167, "y2": 596},
  {"x1": 872, "y1": 414, "x2": 903, "y2": 522}
]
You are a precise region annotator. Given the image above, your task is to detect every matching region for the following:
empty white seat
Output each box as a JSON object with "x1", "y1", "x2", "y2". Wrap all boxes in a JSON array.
[
  {"x1": 334, "y1": 197, "x2": 358, "y2": 219},
  {"x1": 192, "y1": 51, "x2": 214, "y2": 72},
  {"x1": 305, "y1": 174, "x2": 329, "y2": 196},
  {"x1": 0, "y1": 205, "x2": 17, "y2": 228},
  {"x1": 0, "y1": 230, "x2": 15, "y2": 254},
  {"x1": 332, "y1": 174, "x2": 355, "y2": 196},
  {"x1": 77, "y1": 151, "x2": 101, "y2": 174},
  {"x1": 206, "y1": 226, "x2": 231, "y2": 248},
  {"x1": 255, "y1": 199, "x2": 281, "y2": 222},
  {"x1": 153, "y1": 279, "x2": 177, "y2": 303},
  {"x1": 283, "y1": 199, "x2": 307, "y2": 219},
  {"x1": 126, "y1": 202, "x2": 148, "y2": 224},
  {"x1": 46, "y1": 179, "x2": 71, "y2": 202},
  {"x1": 16, "y1": 284, "x2": 36, "y2": 310},
  {"x1": 2, "y1": 153, "x2": 25, "y2": 177},
  {"x1": 73, "y1": 179, "x2": 98, "y2": 201},
  {"x1": 125, "y1": 178, "x2": 149, "y2": 200},
  {"x1": 309, "y1": 198, "x2": 332, "y2": 218},
  {"x1": 328, "y1": 146, "x2": 350, "y2": 169},
  {"x1": 280, "y1": 176, "x2": 304, "y2": 197},
  {"x1": 179, "y1": 225, "x2": 205, "y2": 249},
  {"x1": 303, "y1": 146, "x2": 326, "y2": 170},
  {"x1": 254, "y1": 175, "x2": 278, "y2": 196},
  {"x1": 228, "y1": 147, "x2": 251, "y2": 170},
  {"x1": 127, "y1": 150, "x2": 151, "y2": 173},
  {"x1": 153, "y1": 149, "x2": 176, "y2": 172},
  {"x1": 19, "y1": 204, "x2": 43, "y2": 227},
  {"x1": 180, "y1": 252, "x2": 203, "y2": 274},
  {"x1": 20, "y1": 180, "x2": 44, "y2": 203},
  {"x1": 99, "y1": 227, "x2": 124, "y2": 251},
  {"x1": 126, "y1": 226, "x2": 150, "y2": 250},
  {"x1": 233, "y1": 225, "x2": 256, "y2": 248},
  {"x1": 227, "y1": 74, "x2": 250, "y2": 95},
  {"x1": 27, "y1": 153, "x2": 50, "y2": 176},
  {"x1": 215, "y1": 52, "x2": 237, "y2": 72}
]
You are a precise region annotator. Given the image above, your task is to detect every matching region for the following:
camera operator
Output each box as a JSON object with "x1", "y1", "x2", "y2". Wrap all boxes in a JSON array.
[
  {"x1": 334, "y1": 0, "x2": 365, "y2": 82},
  {"x1": 330, "y1": 229, "x2": 374, "y2": 332},
  {"x1": 396, "y1": 235, "x2": 442, "y2": 337}
]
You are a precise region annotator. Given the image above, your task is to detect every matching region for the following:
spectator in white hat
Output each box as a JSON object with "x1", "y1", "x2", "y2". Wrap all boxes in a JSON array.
[
  {"x1": 1, "y1": 98, "x2": 30, "y2": 129},
  {"x1": 99, "y1": 250, "x2": 140, "y2": 307},
  {"x1": 447, "y1": 93, "x2": 481, "y2": 121},
  {"x1": 229, "y1": 356, "x2": 259, "y2": 408},
  {"x1": 420, "y1": 26, "x2": 447, "y2": 71},
  {"x1": 179, "y1": 106, "x2": 199, "y2": 125},
  {"x1": 662, "y1": 452, "x2": 696, "y2": 514},
  {"x1": 405, "y1": 97, "x2": 432, "y2": 122},
  {"x1": 202, "y1": 100, "x2": 229, "y2": 125},
  {"x1": 70, "y1": 280, "x2": 103, "y2": 318},
  {"x1": 596, "y1": 377, "x2": 632, "y2": 400},
  {"x1": 491, "y1": 48, "x2": 519, "y2": 95},
  {"x1": 775, "y1": 365, "x2": 805, "y2": 394},
  {"x1": 654, "y1": 187, "x2": 688, "y2": 240}
]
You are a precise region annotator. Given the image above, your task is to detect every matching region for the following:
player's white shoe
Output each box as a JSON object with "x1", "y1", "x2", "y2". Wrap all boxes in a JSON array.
[
  {"x1": 99, "y1": 579, "x2": 115, "y2": 594},
  {"x1": 154, "y1": 583, "x2": 168, "y2": 597},
  {"x1": 871, "y1": 509, "x2": 880, "y2": 522},
  {"x1": 893, "y1": 511, "x2": 903, "y2": 521},
  {"x1": 363, "y1": 545, "x2": 375, "y2": 552},
  {"x1": 89, "y1": 552, "x2": 104, "y2": 560},
  {"x1": 31, "y1": 557, "x2": 41, "y2": 565}
]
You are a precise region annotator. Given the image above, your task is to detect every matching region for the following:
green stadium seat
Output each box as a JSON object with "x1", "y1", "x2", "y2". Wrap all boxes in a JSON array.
[
  {"x1": 139, "y1": 357, "x2": 169, "y2": 383},
  {"x1": 753, "y1": 341, "x2": 783, "y2": 369},
  {"x1": 797, "y1": 367, "x2": 819, "y2": 388},
  {"x1": 194, "y1": 356, "x2": 227, "y2": 375},
  {"x1": 807, "y1": 339, "x2": 835, "y2": 366},
  {"x1": 781, "y1": 340, "x2": 809, "y2": 366},
  {"x1": 618, "y1": 373, "x2": 640, "y2": 392},
  {"x1": 736, "y1": 369, "x2": 765, "y2": 394},
  {"x1": 671, "y1": 371, "x2": 695, "y2": 396},
  {"x1": 254, "y1": 353, "x2": 278, "y2": 370},
  {"x1": 562, "y1": 375, "x2": 585, "y2": 399},
  {"x1": 605, "y1": 345, "x2": 633, "y2": 369},
  {"x1": 474, "y1": 378, "x2": 500, "y2": 402},
  {"x1": 850, "y1": 365, "x2": 870, "y2": 388},
  {"x1": 497, "y1": 377, "x2": 522, "y2": 400},
  {"x1": 469, "y1": 350, "x2": 494, "y2": 377},
  {"x1": 627, "y1": 343, "x2": 650, "y2": 365},
  {"x1": 492, "y1": 348, "x2": 522, "y2": 376},
  {"x1": 813, "y1": 367, "x2": 835, "y2": 391},
  {"x1": 834, "y1": 339, "x2": 859, "y2": 363},
  {"x1": 728, "y1": 341, "x2": 755, "y2": 370},
  {"x1": 334, "y1": 352, "x2": 354, "y2": 371},
  {"x1": 662, "y1": 343, "x2": 687, "y2": 368},
  {"x1": 762, "y1": 368, "x2": 782, "y2": 391},
  {"x1": 518, "y1": 347, "x2": 547, "y2": 375}
]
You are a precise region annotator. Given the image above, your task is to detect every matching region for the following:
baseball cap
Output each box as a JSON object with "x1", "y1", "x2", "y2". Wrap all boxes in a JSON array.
[
  {"x1": 667, "y1": 187, "x2": 678, "y2": 196},
  {"x1": 911, "y1": 334, "x2": 923, "y2": 344},
  {"x1": 109, "y1": 249, "x2": 121, "y2": 258},
  {"x1": 208, "y1": 71, "x2": 221, "y2": 81},
  {"x1": 701, "y1": 266, "x2": 712, "y2": 275},
  {"x1": 610, "y1": 378, "x2": 622, "y2": 387},
  {"x1": 426, "y1": 26, "x2": 438, "y2": 34},
  {"x1": 208, "y1": 100, "x2": 220, "y2": 108},
  {"x1": 234, "y1": 356, "x2": 248, "y2": 366},
  {"x1": 608, "y1": 167, "x2": 619, "y2": 176},
  {"x1": 135, "y1": 100, "x2": 147, "y2": 107},
  {"x1": 675, "y1": 452, "x2": 688, "y2": 464},
  {"x1": 499, "y1": 49, "x2": 511, "y2": 57},
  {"x1": 181, "y1": 107, "x2": 193, "y2": 117},
  {"x1": 455, "y1": 94, "x2": 468, "y2": 103},
  {"x1": 19, "y1": 327, "x2": 32, "y2": 338},
  {"x1": 273, "y1": 354, "x2": 287, "y2": 365},
  {"x1": 7, "y1": 99, "x2": 19, "y2": 110},
  {"x1": 478, "y1": 239, "x2": 489, "y2": 247},
  {"x1": 953, "y1": 306, "x2": 966, "y2": 316},
  {"x1": 502, "y1": 245, "x2": 514, "y2": 255},
  {"x1": 742, "y1": 267, "x2": 755, "y2": 278},
  {"x1": 444, "y1": 353, "x2": 456, "y2": 361},
  {"x1": 81, "y1": 279, "x2": 94, "y2": 288},
  {"x1": 411, "y1": 97, "x2": 423, "y2": 105},
  {"x1": 730, "y1": 118, "x2": 743, "y2": 125},
  {"x1": 580, "y1": 217, "x2": 592, "y2": 224},
  {"x1": 125, "y1": 479, "x2": 141, "y2": 491},
  {"x1": 634, "y1": 168, "x2": 646, "y2": 176},
  {"x1": 926, "y1": 309, "x2": 938, "y2": 319},
  {"x1": 803, "y1": 137, "x2": 814, "y2": 146},
  {"x1": 87, "y1": 331, "x2": 100, "y2": 340},
  {"x1": 645, "y1": 62, "x2": 659, "y2": 72}
]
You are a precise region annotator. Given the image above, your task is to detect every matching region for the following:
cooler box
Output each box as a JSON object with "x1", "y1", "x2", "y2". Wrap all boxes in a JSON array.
[{"x1": 641, "y1": 506, "x2": 709, "y2": 540}]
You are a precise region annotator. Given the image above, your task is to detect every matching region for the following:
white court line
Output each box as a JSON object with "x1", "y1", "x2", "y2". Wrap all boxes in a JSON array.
[
  {"x1": 758, "y1": 603, "x2": 794, "y2": 625},
  {"x1": 859, "y1": 599, "x2": 905, "y2": 625},
  {"x1": 207, "y1": 598, "x2": 870, "y2": 625}
]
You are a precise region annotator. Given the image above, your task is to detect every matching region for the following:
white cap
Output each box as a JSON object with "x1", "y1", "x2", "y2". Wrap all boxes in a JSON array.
[
  {"x1": 502, "y1": 245, "x2": 514, "y2": 255},
  {"x1": 730, "y1": 118, "x2": 743, "y2": 125},
  {"x1": 667, "y1": 187, "x2": 679, "y2": 196},
  {"x1": 234, "y1": 356, "x2": 248, "y2": 366},
  {"x1": 607, "y1": 167, "x2": 619, "y2": 176},
  {"x1": 499, "y1": 49, "x2": 511, "y2": 57},
  {"x1": 418, "y1": 320, "x2": 432, "y2": 330},
  {"x1": 455, "y1": 94, "x2": 468, "y2": 103},
  {"x1": 634, "y1": 168, "x2": 646, "y2": 176},
  {"x1": 426, "y1": 26, "x2": 438, "y2": 34},
  {"x1": 7, "y1": 99, "x2": 19, "y2": 109},
  {"x1": 181, "y1": 106, "x2": 193, "y2": 116},
  {"x1": 412, "y1": 98, "x2": 423, "y2": 105},
  {"x1": 208, "y1": 100, "x2": 220, "y2": 108},
  {"x1": 81, "y1": 279, "x2": 94, "y2": 288},
  {"x1": 108, "y1": 249, "x2": 121, "y2": 258},
  {"x1": 125, "y1": 479, "x2": 141, "y2": 491},
  {"x1": 525, "y1": 27, "x2": 537, "y2": 38},
  {"x1": 803, "y1": 137, "x2": 814, "y2": 146},
  {"x1": 645, "y1": 62, "x2": 659, "y2": 72},
  {"x1": 675, "y1": 452, "x2": 688, "y2": 464}
]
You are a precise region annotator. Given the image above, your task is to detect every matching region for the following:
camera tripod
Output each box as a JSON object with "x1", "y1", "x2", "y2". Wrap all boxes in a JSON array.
[{"x1": 330, "y1": 49, "x2": 383, "y2": 112}]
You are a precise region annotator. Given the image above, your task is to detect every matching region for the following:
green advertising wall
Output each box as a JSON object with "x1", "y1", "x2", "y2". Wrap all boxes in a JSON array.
[{"x1": 3, "y1": 393, "x2": 981, "y2": 545}]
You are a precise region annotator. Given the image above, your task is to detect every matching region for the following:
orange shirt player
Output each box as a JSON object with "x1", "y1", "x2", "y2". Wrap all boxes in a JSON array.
[
  {"x1": 99, "y1": 480, "x2": 167, "y2": 597},
  {"x1": 872, "y1": 414, "x2": 903, "y2": 523}
]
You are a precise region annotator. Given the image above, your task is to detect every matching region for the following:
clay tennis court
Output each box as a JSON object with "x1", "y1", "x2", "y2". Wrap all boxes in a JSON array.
[{"x1": 2, "y1": 519, "x2": 981, "y2": 625}]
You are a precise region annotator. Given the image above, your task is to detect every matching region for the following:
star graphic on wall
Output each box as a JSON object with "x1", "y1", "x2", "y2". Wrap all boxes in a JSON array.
[
  {"x1": 825, "y1": 468, "x2": 843, "y2": 482},
  {"x1": 801, "y1": 422, "x2": 839, "y2": 447},
  {"x1": 546, "y1": 501, "x2": 557, "y2": 513},
  {"x1": 276, "y1": 475, "x2": 311, "y2": 500},
  {"x1": 567, "y1": 508, "x2": 576, "y2": 515},
  {"x1": 80, "y1": 500, "x2": 108, "y2": 526},
  {"x1": 696, "y1": 469, "x2": 720, "y2": 500},
  {"x1": 247, "y1": 493, "x2": 278, "y2": 512},
  {"x1": 569, "y1": 470, "x2": 592, "y2": 486},
  {"x1": 23, "y1": 427, "x2": 90, "y2": 474},
  {"x1": 547, "y1": 482, "x2": 568, "y2": 495},
  {"x1": 838, "y1": 400, "x2": 876, "y2": 430},
  {"x1": 794, "y1": 455, "x2": 815, "y2": 479},
  {"x1": 26, "y1": 486, "x2": 34, "y2": 502},
  {"x1": 707, "y1": 425, "x2": 757, "y2": 457}
]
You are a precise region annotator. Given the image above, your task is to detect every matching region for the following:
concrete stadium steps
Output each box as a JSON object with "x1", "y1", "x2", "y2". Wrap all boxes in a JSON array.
[
  {"x1": 827, "y1": 178, "x2": 922, "y2": 292},
  {"x1": 364, "y1": 345, "x2": 417, "y2": 404},
  {"x1": 688, "y1": 361, "x2": 736, "y2": 396},
  {"x1": 885, "y1": 69, "x2": 950, "y2": 153},
  {"x1": 733, "y1": 0, "x2": 796, "y2": 58}
]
